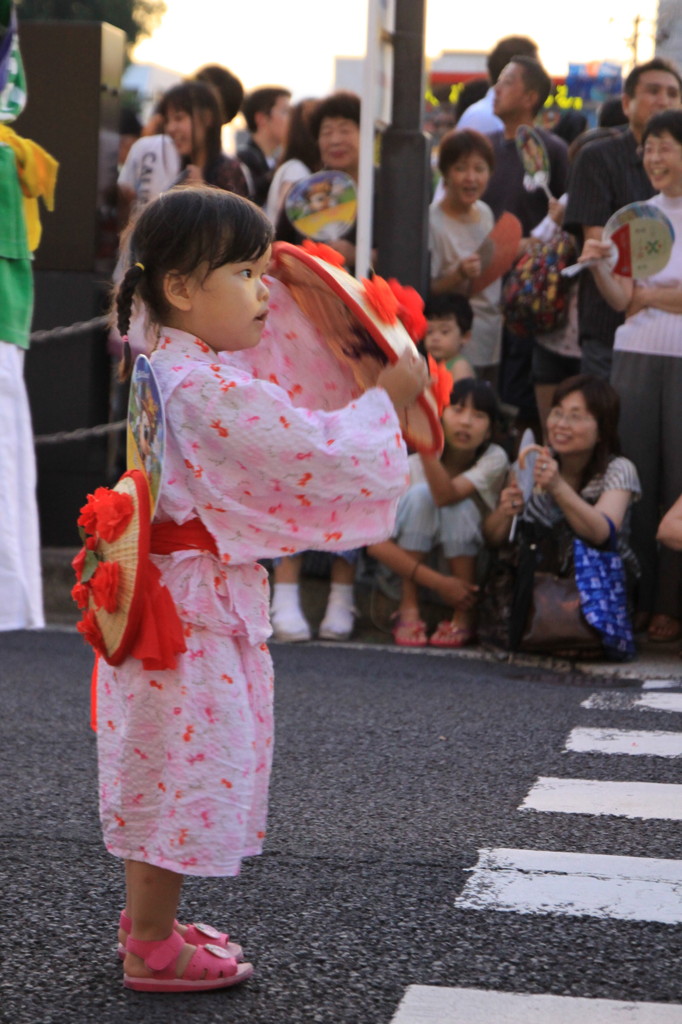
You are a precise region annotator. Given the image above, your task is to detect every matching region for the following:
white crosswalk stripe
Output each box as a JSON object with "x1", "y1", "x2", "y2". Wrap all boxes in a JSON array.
[
  {"x1": 581, "y1": 692, "x2": 682, "y2": 713},
  {"x1": 565, "y1": 725, "x2": 682, "y2": 757},
  {"x1": 520, "y1": 776, "x2": 682, "y2": 819},
  {"x1": 453, "y1": 847, "x2": 682, "y2": 923},
  {"x1": 391, "y1": 986, "x2": 682, "y2": 1023}
]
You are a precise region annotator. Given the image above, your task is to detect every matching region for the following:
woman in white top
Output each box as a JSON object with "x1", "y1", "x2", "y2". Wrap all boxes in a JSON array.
[
  {"x1": 264, "y1": 98, "x2": 321, "y2": 225},
  {"x1": 581, "y1": 108, "x2": 682, "y2": 643}
]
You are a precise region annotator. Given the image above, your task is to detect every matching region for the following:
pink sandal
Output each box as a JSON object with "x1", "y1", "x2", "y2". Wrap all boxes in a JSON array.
[
  {"x1": 391, "y1": 615, "x2": 428, "y2": 647},
  {"x1": 123, "y1": 931, "x2": 253, "y2": 992},
  {"x1": 118, "y1": 910, "x2": 243, "y2": 962},
  {"x1": 429, "y1": 620, "x2": 475, "y2": 648}
]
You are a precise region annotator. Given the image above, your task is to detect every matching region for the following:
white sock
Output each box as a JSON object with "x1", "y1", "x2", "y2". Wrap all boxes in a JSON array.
[
  {"x1": 326, "y1": 582, "x2": 354, "y2": 608},
  {"x1": 271, "y1": 582, "x2": 301, "y2": 610}
]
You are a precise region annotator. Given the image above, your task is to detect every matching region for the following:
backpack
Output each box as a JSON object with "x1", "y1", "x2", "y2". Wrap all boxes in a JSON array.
[{"x1": 502, "y1": 231, "x2": 577, "y2": 335}]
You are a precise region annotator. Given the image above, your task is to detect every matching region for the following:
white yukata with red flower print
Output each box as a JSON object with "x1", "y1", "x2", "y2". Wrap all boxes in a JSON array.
[{"x1": 97, "y1": 326, "x2": 410, "y2": 877}]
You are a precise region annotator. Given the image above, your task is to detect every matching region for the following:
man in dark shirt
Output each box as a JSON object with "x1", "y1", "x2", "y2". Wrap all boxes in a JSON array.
[
  {"x1": 564, "y1": 57, "x2": 682, "y2": 378},
  {"x1": 484, "y1": 59, "x2": 568, "y2": 234},
  {"x1": 482, "y1": 56, "x2": 569, "y2": 423},
  {"x1": 238, "y1": 86, "x2": 291, "y2": 207}
]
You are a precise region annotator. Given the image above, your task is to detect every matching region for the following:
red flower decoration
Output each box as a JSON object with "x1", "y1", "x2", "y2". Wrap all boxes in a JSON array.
[
  {"x1": 427, "y1": 355, "x2": 454, "y2": 416},
  {"x1": 76, "y1": 609, "x2": 106, "y2": 656},
  {"x1": 361, "y1": 275, "x2": 399, "y2": 324},
  {"x1": 95, "y1": 491, "x2": 134, "y2": 543},
  {"x1": 388, "y1": 279, "x2": 427, "y2": 342},
  {"x1": 71, "y1": 581, "x2": 90, "y2": 611},
  {"x1": 90, "y1": 560, "x2": 121, "y2": 614},
  {"x1": 301, "y1": 239, "x2": 346, "y2": 268},
  {"x1": 77, "y1": 486, "x2": 133, "y2": 542},
  {"x1": 77, "y1": 487, "x2": 109, "y2": 533},
  {"x1": 72, "y1": 547, "x2": 86, "y2": 582}
]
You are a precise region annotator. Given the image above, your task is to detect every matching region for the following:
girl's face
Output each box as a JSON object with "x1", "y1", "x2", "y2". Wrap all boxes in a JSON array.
[
  {"x1": 643, "y1": 130, "x2": 682, "y2": 197},
  {"x1": 165, "y1": 105, "x2": 207, "y2": 161},
  {"x1": 167, "y1": 247, "x2": 272, "y2": 354},
  {"x1": 443, "y1": 152, "x2": 491, "y2": 210},
  {"x1": 442, "y1": 395, "x2": 491, "y2": 454},
  {"x1": 546, "y1": 390, "x2": 599, "y2": 457}
]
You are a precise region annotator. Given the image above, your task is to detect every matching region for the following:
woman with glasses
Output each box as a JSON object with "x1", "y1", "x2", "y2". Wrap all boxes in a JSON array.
[{"x1": 484, "y1": 374, "x2": 641, "y2": 589}]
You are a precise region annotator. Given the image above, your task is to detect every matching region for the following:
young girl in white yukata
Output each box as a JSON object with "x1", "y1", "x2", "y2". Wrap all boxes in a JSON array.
[{"x1": 101, "y1": 185, "x2": 427, "y2": 993}]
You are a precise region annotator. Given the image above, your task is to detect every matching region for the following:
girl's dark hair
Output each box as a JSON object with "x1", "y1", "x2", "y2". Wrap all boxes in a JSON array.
[
  {"x1": 158, "y1": 81, "x2": 222, "y2": 170},
  {"x1": 448, "y1": 377, "x2": 502, "y2": 460},
  {"x1": 438, "y1": 128, "x2": 494, "y2": 177},
  {"x1": 278, "y1": 98, "x2": 322, "y2": 172},
  {"x1": 114, "y1": 185, "x2": 273, "y2": 374},
  {"x1": 643, "y1": 108, "x2": 682, "y2": 148},
  {"x1": 451, "y1": 377, "x2": 502, "y2": 421},
  {"x1": 551, "y1": 374, "x2": 621, "y2": 486}
]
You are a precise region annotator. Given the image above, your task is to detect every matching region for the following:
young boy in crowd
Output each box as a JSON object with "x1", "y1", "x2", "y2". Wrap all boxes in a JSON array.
[{"x1": 423, "y1": 293, "x2": 475, "y2": 382}]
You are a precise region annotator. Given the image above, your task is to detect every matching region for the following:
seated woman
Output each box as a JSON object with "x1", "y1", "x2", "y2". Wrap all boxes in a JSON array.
[
  {"x1": 483, "y1": 374, "x2": 641, "y2": 644},
  {"x1": 373, "y1": 377, "x2": 508, "y2": 648}
]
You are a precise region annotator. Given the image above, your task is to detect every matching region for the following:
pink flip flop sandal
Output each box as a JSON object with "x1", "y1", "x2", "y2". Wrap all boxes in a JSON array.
[
  {"x1": 429, "y1": 620, "x2": 475, "y2": 648},
  {"x1": 123, "y1": 931, "x2": 253, "y2": 993},
  {"x1": 391, "y1": 615, "x2": 428, "y2": 647},
  {"x1": 118, "y1": 910, "x2": 243, "y2": 962}
]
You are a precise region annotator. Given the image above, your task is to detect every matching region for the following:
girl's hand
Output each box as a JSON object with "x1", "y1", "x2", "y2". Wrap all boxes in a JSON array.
[
  {"x1": 435, "y1": 575, "x2": 479, "y2": 610},
  {"x1": 498, "y1": 475, "x2": 524, "y2": 518},
  {"x1": 377, "y1": 350, "x2": 429, "y2": 409},
  {"x1": 459, "y1": 254, "x2": 481, "y2": 280}
]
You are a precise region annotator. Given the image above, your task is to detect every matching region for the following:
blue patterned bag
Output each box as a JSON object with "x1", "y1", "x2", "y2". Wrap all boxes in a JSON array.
[{"x1": 573, "y1": 516, "x2": 635, "y2": 661}]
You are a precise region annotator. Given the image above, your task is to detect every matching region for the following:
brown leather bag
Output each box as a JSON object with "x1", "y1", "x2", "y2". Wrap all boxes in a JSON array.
[{"x1": 521, "y1": 571, "x2": 603, "y2": 657}]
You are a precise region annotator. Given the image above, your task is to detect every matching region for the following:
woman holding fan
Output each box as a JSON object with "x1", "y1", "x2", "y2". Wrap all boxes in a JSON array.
[{"x1": 580, "y1": 109, "x2": 682, "y2": 643}]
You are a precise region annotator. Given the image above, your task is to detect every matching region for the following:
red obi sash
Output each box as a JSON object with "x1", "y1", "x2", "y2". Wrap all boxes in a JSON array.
[
  {"x1": 90, "y1": 517, "x2": 220, "y2": 731},
  {"x1": 150, "y1": 518, "x2": 219, "y2": 557}
]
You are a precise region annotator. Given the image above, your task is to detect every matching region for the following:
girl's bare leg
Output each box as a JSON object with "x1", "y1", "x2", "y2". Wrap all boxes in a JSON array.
[
  {"x1": 123, "y1": 860, "x2": 192, "y2": 979},
  {"x1": 447, "y1": 555, "x2": 476, "y2": 630},
  {"x1": 396, "y1": 549, "x2": 424, "y2": 620}
]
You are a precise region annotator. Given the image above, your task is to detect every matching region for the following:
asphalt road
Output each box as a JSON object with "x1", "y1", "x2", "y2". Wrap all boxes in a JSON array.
[{"x1": 1, "y1": 630, "x2": 680, "y2": 1024}]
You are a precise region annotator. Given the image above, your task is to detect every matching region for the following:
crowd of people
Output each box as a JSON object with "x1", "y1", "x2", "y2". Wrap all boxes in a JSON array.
[
  {"x1": 100, "y1": 35, "x2": 682, "y2": 659},
  {"x1": 6, "y1": 29, "x2": 682, "y2": 664}
]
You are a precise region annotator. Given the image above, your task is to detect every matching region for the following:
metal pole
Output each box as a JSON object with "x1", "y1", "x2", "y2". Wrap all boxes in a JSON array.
[{"x1": 376, "y1": 0, "x2": 430, "y2": 295}]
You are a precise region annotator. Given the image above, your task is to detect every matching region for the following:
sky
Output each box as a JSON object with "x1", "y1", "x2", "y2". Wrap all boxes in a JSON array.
[{"x1": 132, "y1": 0, "x2": 659, "y2": 98}]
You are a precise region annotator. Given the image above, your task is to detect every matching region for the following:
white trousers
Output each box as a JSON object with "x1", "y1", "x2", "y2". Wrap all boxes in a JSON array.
[{"x1": 0, "y1": 342, "x2": 44, "y2": 629}]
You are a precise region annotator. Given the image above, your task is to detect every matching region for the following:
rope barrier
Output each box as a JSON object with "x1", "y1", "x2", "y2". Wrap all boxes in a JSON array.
[
  {"x1": 34, "y1": 419, "x2": 126, "y2": 446},
  {"x1": 29, "y1": 315, "x2": 109, "y2": 345},
  {"x1": 29, "y1": 315, "x2": 121, "y2": 446}
]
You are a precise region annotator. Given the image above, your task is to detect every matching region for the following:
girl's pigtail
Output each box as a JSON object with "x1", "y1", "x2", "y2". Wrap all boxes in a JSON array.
[{"x1": 116, "y1": 261, "x2": 145, "y2": 381}]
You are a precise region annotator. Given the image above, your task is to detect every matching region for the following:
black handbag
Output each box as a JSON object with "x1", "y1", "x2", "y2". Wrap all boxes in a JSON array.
[{"x1": 509, "y1": 520, "x2": 602, "y2": 658}]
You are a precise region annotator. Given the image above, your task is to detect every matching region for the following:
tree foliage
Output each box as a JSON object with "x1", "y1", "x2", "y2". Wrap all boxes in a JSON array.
[{"x1": 15, "y1": 0, "x2": 167, "y2": 46}]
